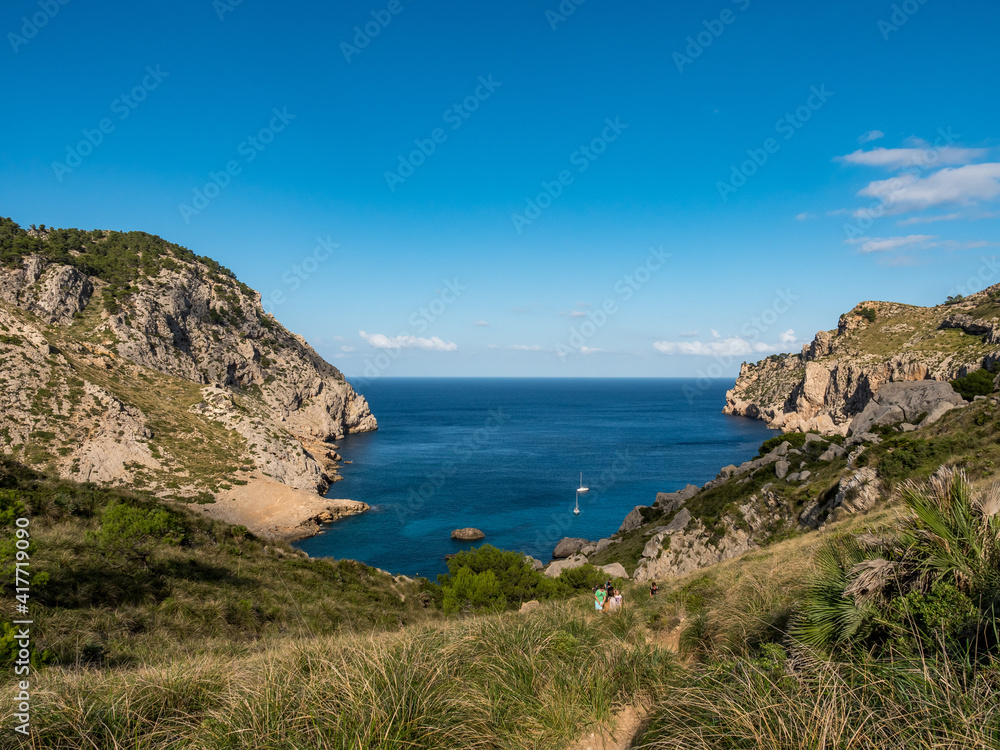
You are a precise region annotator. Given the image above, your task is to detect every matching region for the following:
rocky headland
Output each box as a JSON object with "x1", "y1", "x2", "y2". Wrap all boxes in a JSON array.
[
  {"x1": 722, "y1": 290, "x2": 1000, "y2": 435},
  {"x1": 563, "y1": 285, "x2": 1000, "y2": 585},
  {"x1": 0, "y1": 219, "x2": 375, "y2": 539}
]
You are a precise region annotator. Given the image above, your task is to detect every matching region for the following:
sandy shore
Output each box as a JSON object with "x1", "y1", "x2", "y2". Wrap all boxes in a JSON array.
[{"x1": 195, "y1": 473, "x2": 369, "y2": 541}]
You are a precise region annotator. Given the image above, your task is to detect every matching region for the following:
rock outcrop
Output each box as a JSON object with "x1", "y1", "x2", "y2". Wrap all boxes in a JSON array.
[
  {"x1": 0, "y1": 222, "x2": 376, "y2": 538},
  {"x1": 552, "y1": 537, "x2": 589, "y2": 559},
  {"x1": 451, "y1": 528, "x2": 485, "y2": 541},
  {"x1": 724, "y1": 292, "x2": 1000, "y2": 435},
  {"x1": 848, "y1": 381, "x2": 966, "y2": 435},
  {"x1": 544, "y1": 554, "x2": 588, "y2": 577}
]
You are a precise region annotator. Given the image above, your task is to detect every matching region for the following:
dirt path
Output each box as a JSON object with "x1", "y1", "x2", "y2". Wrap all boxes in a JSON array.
[
  {"x1": 566, "y1": 702, "x2": 652, "y2": 750},
  {"x1": 565, "y1": 621, "x2": 684, "y2": 750}
]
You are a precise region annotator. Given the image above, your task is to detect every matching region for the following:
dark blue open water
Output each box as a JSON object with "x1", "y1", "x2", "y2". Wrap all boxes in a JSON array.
[{"x1": 294, "y1": 378, "x2": 776, "y2": 578}]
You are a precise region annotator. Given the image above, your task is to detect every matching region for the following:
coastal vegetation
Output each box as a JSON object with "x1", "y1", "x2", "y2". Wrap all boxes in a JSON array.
[
  {"x1": 3, "y1": 456, "x2": 999, "y2": 748},
  {"x1": 0, "y1": 457, "x2": 434, "y2": 671},
  {"x1": 438, "y1": 545, "x2": 621, "y2": 614},
  {"x1": 0, "y1": 217, "x2": 250, "y2": 311}
]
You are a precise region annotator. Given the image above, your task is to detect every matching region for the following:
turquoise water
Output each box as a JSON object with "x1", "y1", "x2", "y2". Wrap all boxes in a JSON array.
[{"x1": 294, "y1": 378, "x2": 776, "y2": 577}]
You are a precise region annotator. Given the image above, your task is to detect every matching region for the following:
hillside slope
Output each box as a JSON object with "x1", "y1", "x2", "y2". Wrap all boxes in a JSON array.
[
  {"x1": 0, "y1": 218, "x2": 375, "y2": 538},
  {"x1": 724, "y1": 287, "x2": 1000, "y2": 434}
]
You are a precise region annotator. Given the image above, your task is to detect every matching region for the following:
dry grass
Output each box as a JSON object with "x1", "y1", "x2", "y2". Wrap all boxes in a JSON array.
[{"x1": 2, "y1": 600, "x2": 675, "y2": 750}]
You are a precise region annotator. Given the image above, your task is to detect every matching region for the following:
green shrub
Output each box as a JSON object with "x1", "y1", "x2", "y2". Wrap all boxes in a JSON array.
[
  {"x1": 950, "y1": 365, "x2": 999, "y2": 402},
  {"x1": 90, "y1": 502, "x2": 185, "y2": 569},
  {"x1": 438, "y1": 546, "x2": 621, "y2": 613},
  {"x1": 442, "y1": 567, "x2": 505, "y2": 614},
  {"x1": 757, "y1": 432, "x2": 807, "y2": 456},
  {"x1": 883, "y1": 581, "x2": 979, "y2": 653},
  {"x1": 858, "y1": 306, "x2": 877, "y2": 322}
]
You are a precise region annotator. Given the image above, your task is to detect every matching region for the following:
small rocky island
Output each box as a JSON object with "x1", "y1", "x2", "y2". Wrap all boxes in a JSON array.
[{"x1": 451, "y1": 528, "x2": 486, "y2": 540}]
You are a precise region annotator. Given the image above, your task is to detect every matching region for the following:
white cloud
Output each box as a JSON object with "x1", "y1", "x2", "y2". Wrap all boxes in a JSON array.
[
  {"x1": 778, "y1": 329, "x2": 796, "y2": 344},
  {"x1": 858, "y1": 130, "x2": 885, "y2": 144},
  {"x1": 473, "y1": 320, "x2": 489, "y2": 327},
  {"x1": 897, "y1": 212, "x2": 964, "y2": 226},
  {"x1": 579, "y1": 346, "x2": 602, "y2": 355},
  {"x1": 846, "y1": 235, "x2": 936, "y2": 254},
  {"x1": 653, "y1": 336, "x2": 775, "y2": 356},
  {"x1": 488, "y1": 344, "x2": 543, "y2": 351},
  {"x1": 359, "y1": 331, "x2": 457, "y2": 351},
  {"x1": 678, "y1": 331, "x2": 699, "y2": 338},
  {"x1": 795, "y1": 212, "x2": 816, "y2": 221},
  {"x1": 560, "y1": 310, "x2": 587, "y2": 318},
  {"x1": 710, "y1": 329, "x2": 720, "y2": 338},
  {"x1": 858, "y1": 163, "x2": 1000, "y2": 214},
  {"x1": 899, "y1": 209, "x2": 1000, "y2": 226},
  {"x1": 340, "y1": 345, "x2": 355, "y2": 352},
  {"x1": 838, "y1": 147, "x2": 988, "y2": 170}
]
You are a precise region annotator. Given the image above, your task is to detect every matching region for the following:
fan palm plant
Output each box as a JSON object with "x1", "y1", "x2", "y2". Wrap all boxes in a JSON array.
[{"x1": 791, "y1": 468, "x2": 1000, "y2": 653}]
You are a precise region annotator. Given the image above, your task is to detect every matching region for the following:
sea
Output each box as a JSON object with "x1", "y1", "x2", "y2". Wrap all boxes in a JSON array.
[{"x1": 294, "y1": 378, "x2": 776, "y2": 578}]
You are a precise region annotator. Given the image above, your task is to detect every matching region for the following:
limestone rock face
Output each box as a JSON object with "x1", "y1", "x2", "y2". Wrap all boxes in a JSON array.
[
  {"x1": 451, "y1": 528, "x2": 485, "y2": 541},
  {"x1": 597, "y1": 563, "x2": 629, "y2": 580},
  {"x1": 552, "y1": 537, "x2": 590, "y2": 559},
  {"x1": 544, "y1": 554, "x2": 588, "y2": 578},
  {"x1": 618, "y1": 505, "x2": 647, "y2": 534},
  {"x1": 654, "y1": 484, "x2": 699, "y2": 512},
  {"x1": 848, "y1": 380, "x2": 966, "y2": 435},
  {"x1": 724, "y1": 292, "x2": 1000, "y2": 435},
  {"x1": 0, "y1": 256, "x2": 94, "y2": 324},
  {"x1": 0, "y1": 248, "x2": 376, "y2": 514}
]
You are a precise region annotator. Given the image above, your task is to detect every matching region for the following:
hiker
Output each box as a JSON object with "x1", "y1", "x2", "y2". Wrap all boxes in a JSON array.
[
  {"x1": 613, "y1": 589, "x2": 623, "y2": 609},
  {"x1": 649, "y1": 581, "x2": 658, "y2": 597},
  {"x1": 607, "y1": 588, "x2": 622, "y2": 612},
  {"x1": 594, "y1": 585, "x2": 606, "y2": 611}
]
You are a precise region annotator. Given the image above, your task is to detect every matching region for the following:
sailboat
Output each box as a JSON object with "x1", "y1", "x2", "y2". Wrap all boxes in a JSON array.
[
  {"x1": 577, "y1": 472, "x2": 589, "y2": 493},
  {"x1": 573, "y1": 492, "x2": 580, "y2": 515}
]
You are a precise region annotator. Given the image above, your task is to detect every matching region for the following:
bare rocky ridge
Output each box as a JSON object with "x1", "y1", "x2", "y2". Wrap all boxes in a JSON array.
[
  {"x1": 0, "y1": 232, "x2": 376, "y2": 540},
  {"x1": 590, "y1": 287, "x2": 1000, "y2": 586},
  {"x1": 724, "y1": 288, "x2": 1000, "y2": 435}
]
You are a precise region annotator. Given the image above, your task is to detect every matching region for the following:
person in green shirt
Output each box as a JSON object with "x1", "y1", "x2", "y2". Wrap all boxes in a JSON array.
[{"x1": 594, "y1": 585, "x2": 607, "y2": 611}]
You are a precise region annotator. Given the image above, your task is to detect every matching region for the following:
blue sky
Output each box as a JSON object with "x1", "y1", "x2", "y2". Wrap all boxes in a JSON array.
[{"x1": 2, "y1": 0, "x2": 998, "y2": 377}]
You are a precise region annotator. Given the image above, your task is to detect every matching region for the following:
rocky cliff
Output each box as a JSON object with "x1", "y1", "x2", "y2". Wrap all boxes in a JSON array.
[
  {"x1": 0, "y1": 219, "x2": 375, "y2": 538},
  {"x1": 724, "y1": 288, "x2": 1000, "y2": 435},
  {"x1": 568, "y1": 286, "x2": 1000, "y2": 586}
]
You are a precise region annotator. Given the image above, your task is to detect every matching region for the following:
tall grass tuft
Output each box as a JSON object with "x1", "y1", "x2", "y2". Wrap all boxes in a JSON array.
[
  {"x1": 638, "y1": 650, "x2": 1000, "y2": 750},
  {"x1": 5, "y1": 599, "x2": 675, "y2": 749}
]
